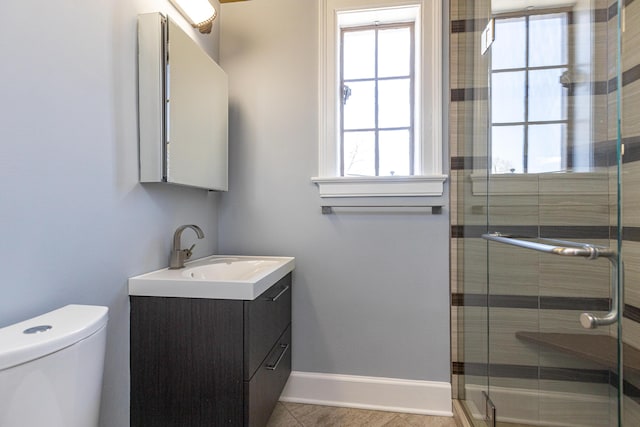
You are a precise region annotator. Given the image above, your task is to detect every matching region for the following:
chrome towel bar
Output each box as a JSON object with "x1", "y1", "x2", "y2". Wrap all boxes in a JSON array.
[
  {"x1": 482, "y1": 232, "x2": 620, "y2": 329},
  {"x1": 481, "y1": 232, "x2": 615, "y2": 259},
  {"x1": 321, "y1": 205, "x2": 443, "y2": 214}
]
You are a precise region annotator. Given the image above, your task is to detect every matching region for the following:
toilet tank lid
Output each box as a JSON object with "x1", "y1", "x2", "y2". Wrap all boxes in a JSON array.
[{"x1": 0, "y1": 304, "x2": 108, "y2": 371}]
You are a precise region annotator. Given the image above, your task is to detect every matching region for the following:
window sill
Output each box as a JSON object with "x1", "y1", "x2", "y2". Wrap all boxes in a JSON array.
[{"x1": 311, "y1": 175, "x2": 447, "y2": 198}]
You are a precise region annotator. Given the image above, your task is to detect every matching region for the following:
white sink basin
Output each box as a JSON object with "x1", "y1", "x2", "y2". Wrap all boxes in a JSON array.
[{"x1": 128, "y1": 255, "x2": 295, "y2": 300}]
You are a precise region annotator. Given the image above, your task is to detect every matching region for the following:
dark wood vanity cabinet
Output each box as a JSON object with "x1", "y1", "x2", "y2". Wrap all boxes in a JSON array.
[{"x1": 130, "y1": 273, "x2": 292, "y2": 427}]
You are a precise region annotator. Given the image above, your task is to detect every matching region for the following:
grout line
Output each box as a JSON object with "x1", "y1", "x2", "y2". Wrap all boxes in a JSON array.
[{"x1": 280, "y1": 402, "x2": 305, "y2": 426}]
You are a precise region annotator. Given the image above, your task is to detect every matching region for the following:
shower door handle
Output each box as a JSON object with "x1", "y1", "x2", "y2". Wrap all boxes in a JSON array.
[
  {"x1": 482, "y1": 233, "x2": 620, "y2": 329},
  {"x1": 580, "y1": 257, "x2": 622, "y2": 329}
]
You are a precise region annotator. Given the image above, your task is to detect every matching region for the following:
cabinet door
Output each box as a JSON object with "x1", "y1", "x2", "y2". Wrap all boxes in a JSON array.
[
  {"x1": 245, "y1": 325, "x2": 292, "y2": 427},
  {"x1": 130, "y1": 296, "x2": 244, "y2": 427},
  {"x1": 244, "y1": 274, "x2": 292, "y2": 380}
]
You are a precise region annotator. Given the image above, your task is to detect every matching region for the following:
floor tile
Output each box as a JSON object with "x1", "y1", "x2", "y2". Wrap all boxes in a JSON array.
[
  {"x1": 282, "y1": 402, "x2": 396, "y2": 427},
  {"x1": 381, "y1": 416, "x2": 413, "y2": 426},
  {"x1": 398, "y1": 412, "x2": 458, "y2": 427},
  {"x1": 267, "y1": 402, "x2": 302, "y2": 427},
  {"x1": 274, "y1": 402, "x2": 458, "y2": 427}
]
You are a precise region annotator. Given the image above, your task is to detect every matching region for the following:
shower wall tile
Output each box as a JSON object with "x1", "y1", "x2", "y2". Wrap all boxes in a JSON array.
[
  {"x1": 450, "y1": 172, "x2": 459, "y2": 225},
  {"x1": 539, "y1": 253, "x2": 610, "y2": 298},
  {"x1": 593, "y1": 21, "x2": 610, "y2": 83},
  {"x1": 538, "y1": 196, "x2": 610, "y2": 227},
  {"x1": 460, "y1": 238, "x2": 487, "y2": 294},
  {"x1": 461, "y1": 375, "x2": 488, "y2": 422},
  {"x1": 623, "y1": 241, "x2": 640, "y2": 309},
  {"x1": 487, "y1": 197, "x2": 540, "y2": 227},
  {"x1": 591, "y1": 93, "x2": 610, "y2": 144},
  {"x1": 458, "y1": 194, "x2": 487, "y2": 227},
  {"x1": 484, "y1": 378, "x2": 542, "y2": 425},
  {"x1": 468, "y1": 0, "x2": 490, "y2": 20},
  {"x1": 623, "y1": 79, "x2": 640, "y2": 138},
  {"x1": 450, "y1": 32, "x2": 486, "y2": 89},
  {"x1": 609, "y1": 10, "x2": 619, "y2": 81},
  {"x1": 450, "y1": 0, "x2": 491, "y2": 22},
  {"x1": 449, "y1": 0, "x2": 466, "y2": 22},
  {"x1": 538, "y1": 173, "x2": 610, "y2": 196},
  {"x1": 622, "y1": 317, "x2": 640, "y2": 351},
  {"x1": 623, "y1": 0, "x2": 640, "y2": 76},
  {"x1": 538, "y1": 379, "x2": 612, "y2": 396},
  {"x1": 487, "y1": 244, "x2": 539, "y2": 296},
  {"x1": 539, "y1": 389, "x2": 612, "y2": 427},
  {"x1": 622, "y1": 2, "x2": 640, "y2": 389},
  {"x1": 450, "y1": 237, "x2": 459, "y2": 291},
  {"x1": 451, "y1": 373, "x2": 459, "y2": 399},
  {"x1": 609, "y1": 90, "x2": 618, "y2": 141},
  {"x1": 450, "y1": 99, "x2": 489, "y2": 156},
  {"x1": 450, "y1": 101, "x2": 487, "y2": 159},
  {"x1": 488, "y1": 308, "x2": 540, "y2": 366},
  {"x1": 608, "y1": 165, "x2": 619, "y2": 227},
  {"x1": 568, "y1": 95, "x2": 610, "y2": 164},
  {"x1": 461, "y1": 306, "x2": 488, "y2": 364},
  {"x1": 451, "y1": 305, "x2": 459, "y2": 363},
  {"x1": 570, "y1": 11, "x2": 608, "y2": 83},
  {"x1": 624, "y1": 396, "x2": 640, "y2": 427},
  {"x1": 623, "y1": 161, "x2": 640, "y2": 227}
]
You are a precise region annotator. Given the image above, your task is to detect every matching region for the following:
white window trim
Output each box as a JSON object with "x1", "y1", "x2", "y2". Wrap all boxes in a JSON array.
[{"x1": 312, "y1": 0, "x2": 446, "y2": 198}]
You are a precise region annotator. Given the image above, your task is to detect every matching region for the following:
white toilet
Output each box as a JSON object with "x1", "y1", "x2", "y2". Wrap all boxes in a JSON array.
[{"x1": 0, "y1": 304, "x2": 109, "y2": 427}]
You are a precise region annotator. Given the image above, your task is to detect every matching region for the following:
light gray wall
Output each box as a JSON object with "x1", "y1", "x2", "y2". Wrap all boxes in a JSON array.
[
  {"x1": 0, "y1": 1, "x2": 221, "y2": 426},
  {"x1": 219, "y1": 0, "x2": 450, "y2": 382}
]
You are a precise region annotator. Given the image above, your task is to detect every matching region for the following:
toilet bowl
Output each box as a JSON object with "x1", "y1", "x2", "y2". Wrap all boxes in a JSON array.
[{"x1": 0, "y1": 304, "x2": 109, "y2": 427}]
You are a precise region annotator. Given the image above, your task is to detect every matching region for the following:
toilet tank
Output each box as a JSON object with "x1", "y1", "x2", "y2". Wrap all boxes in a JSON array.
[{"x1": 0, "y1": 304, "x2": 109, "y2": 427}]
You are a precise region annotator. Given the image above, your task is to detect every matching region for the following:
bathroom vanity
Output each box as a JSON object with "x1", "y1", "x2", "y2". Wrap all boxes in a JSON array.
[{"x1": 129, "y1": 257, "x2": 294, "y2": 427}]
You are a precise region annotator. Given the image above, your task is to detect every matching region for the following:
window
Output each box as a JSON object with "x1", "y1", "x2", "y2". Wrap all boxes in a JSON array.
[
  {"x1": 341, "y1": 23, "x2": 415, "y2": 177},
  {"x1": 491, "y1": 12, "x2": 569, "y2": 174},
  {"x1": 312, "y1": 0, "x2": 445, "y2": 198}
]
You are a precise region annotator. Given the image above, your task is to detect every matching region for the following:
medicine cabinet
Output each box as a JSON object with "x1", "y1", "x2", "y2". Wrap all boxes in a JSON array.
[{"x1": 138, "y1": 13, "x2": 228, "y2": 191}]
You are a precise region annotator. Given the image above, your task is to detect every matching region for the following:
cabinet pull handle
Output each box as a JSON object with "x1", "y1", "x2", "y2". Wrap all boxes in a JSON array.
[
  {"x1": 266, "y1": 344, "x2": 289, "y2": 371},
  {"x1": 268, "y1": 285, "x2": 290, "y2": 302}
]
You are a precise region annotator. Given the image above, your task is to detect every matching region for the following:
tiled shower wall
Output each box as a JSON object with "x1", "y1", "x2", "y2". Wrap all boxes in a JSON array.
[
  {"x1": 450, "y1": 0, "x2": 640, "y2": 424},
  {"x1": 620, "y1": 0, "x2": 640, "y2": 423}
]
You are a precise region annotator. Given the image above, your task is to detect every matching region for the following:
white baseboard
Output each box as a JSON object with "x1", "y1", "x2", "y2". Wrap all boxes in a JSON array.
[{"x1": 279, "y1": 371, "x2": 453, "y2": 417}]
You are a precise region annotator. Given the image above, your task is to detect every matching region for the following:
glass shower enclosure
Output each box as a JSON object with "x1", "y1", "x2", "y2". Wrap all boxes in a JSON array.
[{"x1": 452, "y1": 0, "x2": 637, "y2": 425}]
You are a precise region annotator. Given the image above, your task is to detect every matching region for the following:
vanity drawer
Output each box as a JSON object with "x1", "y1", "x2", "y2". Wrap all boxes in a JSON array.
[
  {"x1": 244, "y1": 273, "x2": 291, "y2": 380},
  {"x1": 245, "y1": 325, "x2": 291, "y2": 427}
]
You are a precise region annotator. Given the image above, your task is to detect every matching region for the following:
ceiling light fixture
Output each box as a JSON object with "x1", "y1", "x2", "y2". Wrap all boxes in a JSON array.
[{"x1": 169, "y1": 0, "x2": 217, "y2": 34}]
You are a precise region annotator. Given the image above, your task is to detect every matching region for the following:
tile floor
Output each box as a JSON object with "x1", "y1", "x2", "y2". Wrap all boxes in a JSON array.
[{"x1": 266, "y1": 402, "x2": 458, "y2": 427}]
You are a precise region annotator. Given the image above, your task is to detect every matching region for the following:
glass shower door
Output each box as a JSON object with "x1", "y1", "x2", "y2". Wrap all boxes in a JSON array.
[{"x1": 483, "y1": 1, "x2": 623, "y2": 426}]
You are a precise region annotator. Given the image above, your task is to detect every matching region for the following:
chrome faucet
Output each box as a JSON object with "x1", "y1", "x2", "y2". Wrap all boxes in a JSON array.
[{"x1": 169, "y1": 224, "x2": 205, "y2": 269}]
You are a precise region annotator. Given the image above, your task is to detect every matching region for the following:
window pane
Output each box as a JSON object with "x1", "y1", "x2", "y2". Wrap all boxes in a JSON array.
[
  {"x1": 492, "y1": 71, "x2": 525, "y2": 123},
  {"x1": 343, "y1": 81, "x2": 375, "y2": 130},
  {"x1": 378, "y1": 79, "x2": 411, "y2": 128},
  {"x1": 343, "y1": 131, "x2": 375, "y2": 176},
  {"x1": 528, "y1": 124, "x2": 564, "y2": 173},
  {"x1": 379, "y1": 130, "x2": 411, "y2": 176},
  {"x1": 492, "y1": 18, "x2": 526, "y2": 70},
  {"x1": 378, "y1": 27, "x2": 411, "y2": 78},
  {"x1": 528, "y1": 68, "x2": 567, "y2": 122},
  {"x1": 492, "y1": 126, "x2": 524, "y2": 174},
  {"x1": 529, "y1": 14, "x2": 566, "y2": 67},
  {"x1": 343, "y1": 30, "x2": 375, "y2": 80}
]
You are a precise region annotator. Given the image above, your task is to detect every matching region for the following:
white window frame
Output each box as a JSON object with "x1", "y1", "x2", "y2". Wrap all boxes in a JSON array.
[{"x1": 312, "y1": 0, "x2": 446, "y2": 198}]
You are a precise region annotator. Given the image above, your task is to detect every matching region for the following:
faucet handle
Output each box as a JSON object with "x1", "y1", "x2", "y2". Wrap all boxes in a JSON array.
[{"x1": 185, "y1": 244, "x2": 196, "y2": 260}]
